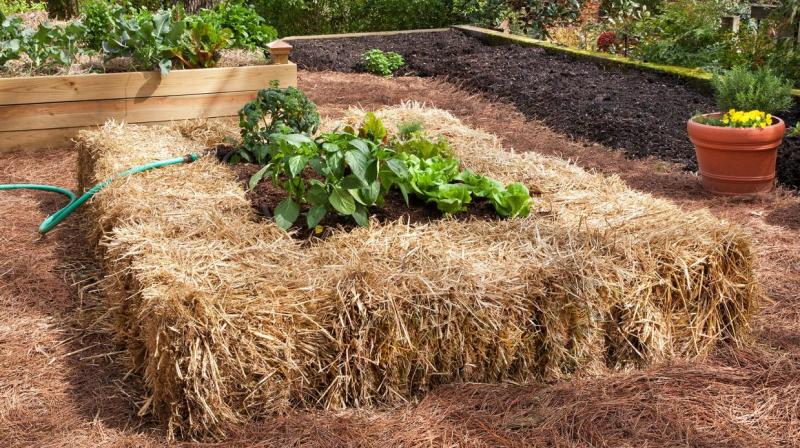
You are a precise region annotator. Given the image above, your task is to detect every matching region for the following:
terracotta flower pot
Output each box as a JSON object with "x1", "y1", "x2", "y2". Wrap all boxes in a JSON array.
[{"x1": 687, "y1": 113, "x2": 785, "y2": 195}]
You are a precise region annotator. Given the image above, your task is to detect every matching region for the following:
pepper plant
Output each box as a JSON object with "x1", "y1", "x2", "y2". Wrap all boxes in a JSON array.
[{"x1": 248, "y1": 113, "x2": 408, "y2": 229}]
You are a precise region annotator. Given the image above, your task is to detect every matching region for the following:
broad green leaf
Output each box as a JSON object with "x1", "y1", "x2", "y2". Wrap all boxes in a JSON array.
[
  {"x1": 327, "y1": 152, "x2": 345, "y2": 178},
  {"x1": 352, "y1": 204, "x2": 369, "y2": 227},
  {"x1": 307, "y1": 183, "x2": 329, "y2": 206},
  {"x1": 329, "y1": 187, "x2": 356, "y2": 215},
  {"x1": 386, "y1": 158, "x2": 409, "y2": 178},
  {"x1": 345, "y1": 150, "x2": 369, "y2": 183},
  {"x1": 349, "y1": 139, "x2": 370, "y2": 154},
  {"x1": 284, "y1": 133, "x2": 314, "y2": 146},
  {"x1": 274, "y1": 198, "x2": 300, "y2": 230},
  {"x1": 341, "y1": 174, "x2": 365, "y2": 189},
  {"x1": 322, "y1": 142, "x2": 339, "y2": 153},
  {"x1": 287, "y1": 155, "x2": 307, "y2": 177},
  {"x1": 306, "y1": 205, "x2": 327, "y2": 228},
  {"x1": 248, "y1": 165, "x2": 270, "y2": 190}
]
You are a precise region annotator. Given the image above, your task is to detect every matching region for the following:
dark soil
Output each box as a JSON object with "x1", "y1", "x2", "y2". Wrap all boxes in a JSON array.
[
  {"x1": 290, "y1": 30, "x2": 800, "y2": 190},
  {"x1": 221, "y1": 152, "x2": 499, "y2": 238}
]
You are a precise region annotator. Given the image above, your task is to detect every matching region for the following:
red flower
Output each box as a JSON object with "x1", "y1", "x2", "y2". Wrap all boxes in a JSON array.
[{"x1": 597, "y1": 31, "x2": 617, "y2": 51}]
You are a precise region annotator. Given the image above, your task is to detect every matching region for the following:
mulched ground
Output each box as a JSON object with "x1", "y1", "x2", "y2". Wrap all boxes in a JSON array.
[{"x1": 290, "y1": 30, "x2": 800, "y2": 190}]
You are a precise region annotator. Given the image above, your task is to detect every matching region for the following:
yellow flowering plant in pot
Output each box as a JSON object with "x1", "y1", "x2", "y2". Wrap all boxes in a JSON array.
[{"x1": 687, "y1": 67, "x2": 793, "y2": 195}]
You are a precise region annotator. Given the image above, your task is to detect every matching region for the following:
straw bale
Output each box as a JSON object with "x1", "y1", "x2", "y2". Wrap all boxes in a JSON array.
[{"x1": 76, "y1": 106, "x2": 758, "y2": 440}]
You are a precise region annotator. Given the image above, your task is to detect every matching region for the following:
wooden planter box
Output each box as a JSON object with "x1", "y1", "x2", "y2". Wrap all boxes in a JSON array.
[{"x1": 0, "y1": 43, "x2": 297, "y2": 152}]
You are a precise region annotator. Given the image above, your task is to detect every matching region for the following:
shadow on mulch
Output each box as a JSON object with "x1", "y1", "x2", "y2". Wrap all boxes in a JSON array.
[{"x1": 766, "y1": 202, "x2": 800, "y2": 230}]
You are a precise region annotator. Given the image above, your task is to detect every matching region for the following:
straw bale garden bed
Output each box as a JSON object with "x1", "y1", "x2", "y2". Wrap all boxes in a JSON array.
[{"x1": 77, "y1": 84, "x2": 757, "y2": 438}]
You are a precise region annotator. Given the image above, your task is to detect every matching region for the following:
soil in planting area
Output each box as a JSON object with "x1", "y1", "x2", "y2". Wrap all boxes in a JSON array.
[
  {"x1": 1, "y1": 71, "x2": 799, "y2": 447},
  {"x1": 290, "y1": 30, "x2": 800, "y2": 190},
  {"x1": 222, "y1": 153, "x2": 504, "y2": 238}
]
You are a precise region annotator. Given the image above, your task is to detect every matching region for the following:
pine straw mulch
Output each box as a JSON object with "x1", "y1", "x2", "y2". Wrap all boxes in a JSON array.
[
  {"x1": 73, "y1": 100, "x2": 758, "y2": 440},
  {"x1": 1, "y1": 72, "x2": 798, "y2": 447}
]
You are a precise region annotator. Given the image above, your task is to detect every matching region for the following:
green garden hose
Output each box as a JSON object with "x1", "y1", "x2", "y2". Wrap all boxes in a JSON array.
[{"x1": 0, "y1": 153, "x2": 199, "y2": 234}]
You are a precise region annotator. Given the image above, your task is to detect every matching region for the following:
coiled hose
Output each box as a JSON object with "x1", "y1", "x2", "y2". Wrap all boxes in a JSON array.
[{"x1": 0, "y1": 153, "x2": 199, "y2": 234}]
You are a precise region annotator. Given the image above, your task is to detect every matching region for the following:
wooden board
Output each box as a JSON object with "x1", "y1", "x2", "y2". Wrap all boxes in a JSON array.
[
  {"x1": 0, "y1": 90, "x2": 259, "y2": 131},
  {"x1": 0, "y1": 62, "x2": 296, "y2": 152},
  {"x1": 0, "y1": 118, "x2": 234, "y2": 153},
  {"x1": 0, "y1": 63, "x2": 296, "y2": 105}
]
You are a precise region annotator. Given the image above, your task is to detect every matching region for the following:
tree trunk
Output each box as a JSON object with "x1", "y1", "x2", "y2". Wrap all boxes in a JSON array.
[{"x1": 48, "y1": 0, "x2": 79, "y2": 19}]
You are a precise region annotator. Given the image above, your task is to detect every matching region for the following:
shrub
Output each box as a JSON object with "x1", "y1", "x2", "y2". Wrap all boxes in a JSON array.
[
  {"x1": 505, "y1": 0, "x2": 584, "y2": 39},
  {"x1": 632, "y1": 0, "x2": 725, "y2": 67},
  {"x1": 362, "y1": 49, "x2": 405, "y2": 77},
  {"x1": 0, "y1": 0, "x2": 45, "y2": 16},
  {"x1": 711, "y1": 66, "x2": 794, "y2": 114},
  {"x1": 255, "y1": 0, "x2": 457, "y2": 37}
]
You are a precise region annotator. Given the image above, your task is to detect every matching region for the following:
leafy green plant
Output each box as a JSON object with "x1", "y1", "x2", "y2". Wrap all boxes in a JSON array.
[
  {"x1": 0, "y1": 13, "x2": 24, "y2": 65},
  {"x1": 391, "y1": 122, "x2": 454, "y2": 159},
  {"x1": 237, "y1": 85, "x2": 321, "y2": 164},
  {"x1": 240, "y1": 93, "x2": 533, "y2": 230},
  {"x1": 195, "y1": 1, "x2": 277, "y2": 51},
  {"x1": 0, "y1": 0, "x2": 45, "y2": 16},
  {"x1": 605, "y1": 0, "x2": 649, "y2": 55},
  {"x1": 81, "y1": 0, "x2": 124, "y2": 52},
  {"x1": 29, "y1": 22, "x2": 85, "y2": 69},
  {"x1": 362, "y1": 48, "x2": 405, "y2": 77},
  {"x1": 505, "y1": 0, "x2": 583, "y2": 39},
  {"x1": 168, "y1": 20, "x2": 231, "y2": 69},
  {"x1": 102, "y1": 7, "x2": 186, "y2": 75},
  {"x1": 248, "y1": 114, "x2": 407, "y2": 229},
  {"x1": 455, "y1": 169, "x2": 532, "y2": 217},
  {"x1": 632, "y1": 0, "x2": 724, "y2": 66},
  {"x1": 711, "y1": 66, "x2": 794, "y2": 114}
]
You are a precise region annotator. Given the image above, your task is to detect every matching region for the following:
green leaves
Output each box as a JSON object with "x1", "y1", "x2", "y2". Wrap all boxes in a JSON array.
[
  {"x1": 274, "y1": 198, "x2": 300, "y2": 230},
  {"x1": 492, "y1": 182, "x2": 532, "y2": 218},
  {"x1": 241, "y1": 104, "x2": 533, "y2": 233},
  {"x1": 236, "y1": 87, "x2": 321, "y2": 164},
  {"x1": 362, "y1": 48, "x2": 406, "y2": 77},
  {"x1": 329, "y1": 187, "x2": 356, "y2": 215}
]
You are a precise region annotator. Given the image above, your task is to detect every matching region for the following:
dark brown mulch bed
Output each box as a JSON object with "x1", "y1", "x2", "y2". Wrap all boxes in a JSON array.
[
  {"x1": 290, "y1": 30, "x2": 800, "y2": 190},
  {"x1": 226, "y1": 161, "x2": 499, "y2": 238}
]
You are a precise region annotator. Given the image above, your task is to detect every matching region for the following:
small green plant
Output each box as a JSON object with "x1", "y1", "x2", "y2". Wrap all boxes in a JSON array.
[
  {"x1": 0, "y1": 13, "x2": 24, "y2": 65},
  {"x1": 248, "y1": 113, "x2": 407, "y2": 229},
  {"x1": 168, "y1": 20, "x2": 232, "y2": 69},
  {"x1": 195, "y1": 1, "x2": 277, "y2": 51},
  {"x1": 362, "y1": 48, "x2": 405, "y2": 77},
  {"x1": 102, "y1": 8, "x2": 186, "y2": 75},
  {"x1": 391, "y1": 120, "x2": 454, "y2": 159},
  {"x1": 711, "y1": 66, "x2": 794, "y2": 114},
  {"x1": 236, "y1": 85, "x2": 321, "y2": 164},
  {"x1": 81, "y1": 0, "x2": 124, "y2": 52}
]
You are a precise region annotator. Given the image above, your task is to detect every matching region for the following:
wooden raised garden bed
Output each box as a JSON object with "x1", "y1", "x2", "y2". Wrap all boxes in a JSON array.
[{"x1": 0, "y1": 42, "x2": 297, "y2": 153}]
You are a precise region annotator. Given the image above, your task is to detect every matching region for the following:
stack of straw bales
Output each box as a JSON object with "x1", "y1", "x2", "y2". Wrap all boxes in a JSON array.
[{"x1": 76, "y1": 105, "x2": 758, "y2": 440}]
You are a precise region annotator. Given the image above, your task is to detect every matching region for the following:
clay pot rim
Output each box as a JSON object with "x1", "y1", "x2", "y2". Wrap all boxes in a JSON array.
[{"x1": 689, "y1": 112, "x2": 784, "y2": 131}]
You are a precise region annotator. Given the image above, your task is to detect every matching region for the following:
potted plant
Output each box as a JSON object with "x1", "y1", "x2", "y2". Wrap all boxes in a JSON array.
[{"x1": 687, "y1": 66, "x2": 794, "y2": 194}]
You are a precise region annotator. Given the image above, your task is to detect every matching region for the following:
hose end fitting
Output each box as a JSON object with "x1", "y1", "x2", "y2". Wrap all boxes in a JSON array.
[{"x1": 184, "y1": 153, "x2": 200, "y2": 163}]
